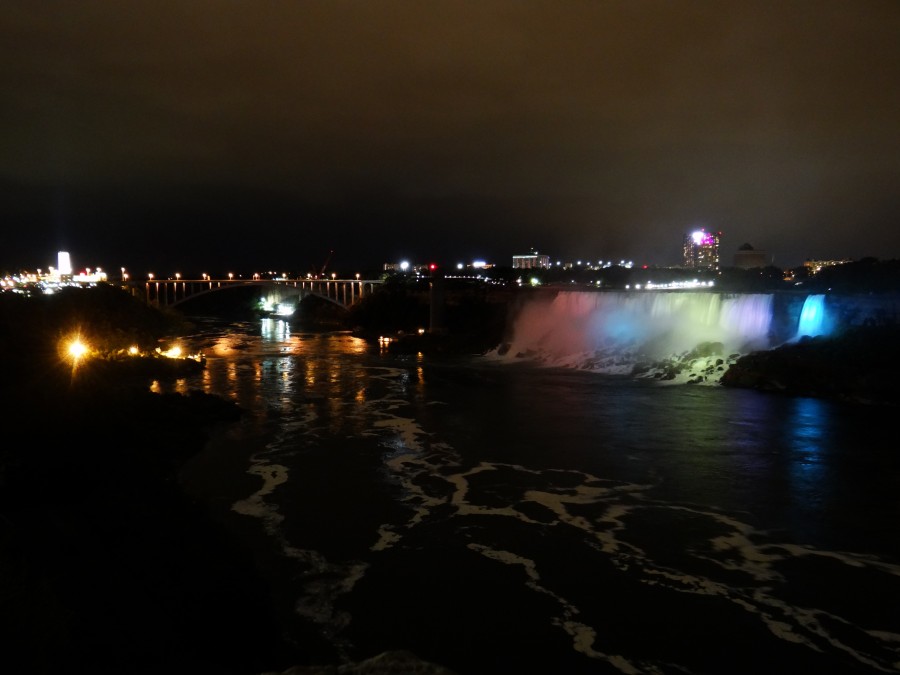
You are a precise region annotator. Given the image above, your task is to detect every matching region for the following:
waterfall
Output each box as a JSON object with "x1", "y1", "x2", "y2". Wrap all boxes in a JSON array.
[
  {"x1": 497, "y1": 290, "x2": 775, "y2": 376},
  {"x1": 492, "y1": 289, "x2": 898, "y2": 378},
  {"x1": 795, "y1": 294, "x2": 829, "y2": 339}
]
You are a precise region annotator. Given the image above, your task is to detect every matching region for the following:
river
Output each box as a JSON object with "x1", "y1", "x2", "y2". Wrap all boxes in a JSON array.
[{"x1": 166, "y1": 312, "x2": 900, "y2": 675}]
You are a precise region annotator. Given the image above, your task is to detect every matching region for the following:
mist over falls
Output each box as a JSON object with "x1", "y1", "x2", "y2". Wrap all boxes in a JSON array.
[{"x1": 496, "y1": 290, "x2": 897, "y2": 377}]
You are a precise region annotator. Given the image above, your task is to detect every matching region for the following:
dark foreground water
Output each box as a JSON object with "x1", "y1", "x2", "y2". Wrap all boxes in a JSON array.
[{"x1": 169, "y1": 319, "x2": 900, "y2": 675}]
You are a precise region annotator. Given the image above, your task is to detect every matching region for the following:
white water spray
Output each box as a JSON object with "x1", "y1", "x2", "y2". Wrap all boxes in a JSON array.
[{"x1": 498, "y1": 291, "x2": 776, "y2": 374}]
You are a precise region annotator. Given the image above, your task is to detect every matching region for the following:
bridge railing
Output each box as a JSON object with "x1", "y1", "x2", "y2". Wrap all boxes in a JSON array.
[{"x1": 133, "y1": 278, "x2": 383, "y2": 308}]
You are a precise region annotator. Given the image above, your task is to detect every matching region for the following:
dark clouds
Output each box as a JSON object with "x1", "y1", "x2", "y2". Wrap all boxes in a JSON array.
[{"x1": 1, "y1": 0, "x2": 899, "y2": 275}]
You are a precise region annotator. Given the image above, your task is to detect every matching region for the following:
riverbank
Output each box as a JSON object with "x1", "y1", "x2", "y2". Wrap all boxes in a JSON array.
[
  {"x1": 720, "y1": 324, "x2": 900, "y2": 405},
  {"x1": 0, "y1": 287, "x2": 303, "y2": 674},
  {"x1": 0, "y1": 356, "x2": 304, "y2": 674}
]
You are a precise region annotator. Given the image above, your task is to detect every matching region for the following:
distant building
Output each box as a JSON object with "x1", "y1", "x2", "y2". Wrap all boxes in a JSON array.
[
  {"x1": 683, "y1": 229, "x2": 721, "y2": 271},
  {"x1": 803, "y1": 258, "x2": 852, "y2": 275},
  {"x1": 456, "y1": 260, "x2": 494, "y2": 271},
  {"x1": 733, "y1": 243, "x2": 768, "y2": 269},
  {"x1": 512, "y1": 250, "x2": 550, "y2": 269},
  {"x1": 384, "y1": 261, "x2": 422, "y2": 273},
  {"x1": 57, "y1": 251, "x2": 72, "y2": 277}
]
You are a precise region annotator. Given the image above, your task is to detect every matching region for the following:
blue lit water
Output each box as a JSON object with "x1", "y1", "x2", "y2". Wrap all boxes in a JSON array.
[
  {"x1": 173, "y1": 317, "x2": 900, "y2": 675},
  {"x1": 796, "y1": 294, "x2": 829, "y2": 338}
]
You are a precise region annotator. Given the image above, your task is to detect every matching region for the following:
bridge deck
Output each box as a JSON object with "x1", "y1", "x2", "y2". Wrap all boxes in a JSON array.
[{"x1": 135, "y1": 278, "x2": 383, "y2": 308}]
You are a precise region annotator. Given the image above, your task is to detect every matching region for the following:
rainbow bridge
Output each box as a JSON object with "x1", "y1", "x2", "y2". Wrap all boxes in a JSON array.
[{"x1": 138, "y1": 277, "x2": 382, "y2": 313}]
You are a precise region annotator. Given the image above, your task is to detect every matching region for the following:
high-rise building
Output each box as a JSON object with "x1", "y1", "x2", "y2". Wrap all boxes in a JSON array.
[
  {"x1": 683, "y1": 229, "x2": 721, "y2": 270},
  {"x1": 512, "y1": 250, "x2": 550, "y2": 269}
]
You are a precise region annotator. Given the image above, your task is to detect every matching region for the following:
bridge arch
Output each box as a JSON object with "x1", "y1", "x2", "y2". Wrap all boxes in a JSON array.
[{"x1": 138, "y1": 278, "x2": 382, "y2": 313}]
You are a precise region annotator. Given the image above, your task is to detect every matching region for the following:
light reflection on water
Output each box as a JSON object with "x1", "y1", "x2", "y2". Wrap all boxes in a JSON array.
[
  {"x1": 785, "y1": 396, "x2": 829, "y2": 486},
  {"x1": 173, "y1": 324, "x2": 900, "y2": 674}
]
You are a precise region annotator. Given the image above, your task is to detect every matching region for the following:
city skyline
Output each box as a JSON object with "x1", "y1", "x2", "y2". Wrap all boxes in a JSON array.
[
  {"x1": 5, "y1": 237, "x2": 862, "y2": 284},
  {"x1": 2, "y1": 1, "x2": 899, "y2": 275}
]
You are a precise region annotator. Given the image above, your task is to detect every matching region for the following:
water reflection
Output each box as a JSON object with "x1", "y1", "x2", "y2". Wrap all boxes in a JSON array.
[
  {"x1": 207, "y1": 333, "x2": 242, "y2": 356},
  {"x1": 178, "y1": 325, "x2": 393, "y2": 439},
  {"x1": 785, "y1": 396, "x2": 829, "y2": 452},
  {"x1": 260, "y1": 317, "x2": 292, "y2": 342},
  {"x1": 150, "y1": 377, "x2": 191, "y2": 395},
  {"x1": 176, "y1": 326, "x2": 900, "y2": 672},
  {"x1": 783, "y1": 396, "x2": 830, "y2": 486}
]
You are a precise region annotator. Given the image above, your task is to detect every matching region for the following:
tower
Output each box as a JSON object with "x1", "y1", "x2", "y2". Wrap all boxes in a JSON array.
[{"x1": 683, "y1": 229, "x2": 721, "y2": 271}]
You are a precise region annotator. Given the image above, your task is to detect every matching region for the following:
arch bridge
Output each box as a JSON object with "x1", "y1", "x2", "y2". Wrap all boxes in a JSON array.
[{"x1": 137, "y1": 277, "x2": 382, "y2": 312}]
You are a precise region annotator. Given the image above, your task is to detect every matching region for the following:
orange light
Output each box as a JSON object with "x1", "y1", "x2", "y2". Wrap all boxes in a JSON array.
[{"x1": 67, "y1": 338, "x2": 88, "y2": 360}]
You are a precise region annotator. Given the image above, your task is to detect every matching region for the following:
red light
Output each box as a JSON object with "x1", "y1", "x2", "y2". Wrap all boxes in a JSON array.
[{"x1": 429, "y1": 263, "x2": 437, "y2": 270}]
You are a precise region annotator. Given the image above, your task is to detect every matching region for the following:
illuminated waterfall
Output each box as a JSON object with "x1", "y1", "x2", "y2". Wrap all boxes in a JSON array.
[
  {"x1": 499, "y1": 290, "x2": 775, "y2": 373},
  {"x1": 494, "y1": 289, "x2": 896, "y2": 378},
  {"x1": 795, "y1": 294, "x2": 829, "y2": 338}
]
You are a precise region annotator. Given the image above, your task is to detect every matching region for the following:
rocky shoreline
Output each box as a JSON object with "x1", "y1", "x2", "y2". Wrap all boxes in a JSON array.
[
  {"x1": 367, "y1": 321, "x2": 900, "y2": 408},
  {"x1": 0, "y1": 287, "x2": 301, "y2": 674},
  {"x1": 720, "y1": 324, "x2": 900, "y2": 406}
]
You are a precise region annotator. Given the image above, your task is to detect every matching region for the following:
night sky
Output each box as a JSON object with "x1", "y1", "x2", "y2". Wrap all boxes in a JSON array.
[{"x1": 2, "y1": 1, "x2": 898, "y2": 277}]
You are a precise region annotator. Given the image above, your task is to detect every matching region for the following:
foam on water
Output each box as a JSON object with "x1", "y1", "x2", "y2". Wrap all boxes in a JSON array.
[
  {"x1": 199, "y1": 325, "x2": 899, "y2": 673},
  {"x1": 230, "y1": 361, "x2": 900, "y2": 673}
]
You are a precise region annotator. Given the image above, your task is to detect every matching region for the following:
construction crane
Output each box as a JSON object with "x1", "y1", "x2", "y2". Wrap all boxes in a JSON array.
[{"x1": 316, "y1": 250, "x2": 334, "y2": 278}]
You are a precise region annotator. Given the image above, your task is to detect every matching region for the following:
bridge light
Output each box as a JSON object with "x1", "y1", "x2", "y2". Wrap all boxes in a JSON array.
[
  {"x1": 228, "y1": 273, "x2": 234, "y2": 280},
  {"x1": 148, "y1": 273, "x2": 154, "y2": 280},
  {"x1": 331, "y1": 273, "x2": 336, "y2": 280},
  {"x1": 355, "y1": 273, "x2": 360, "y2": 280},
  {"x1": 175, "y1": 273, "x2": 181, "y2": 280}
]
